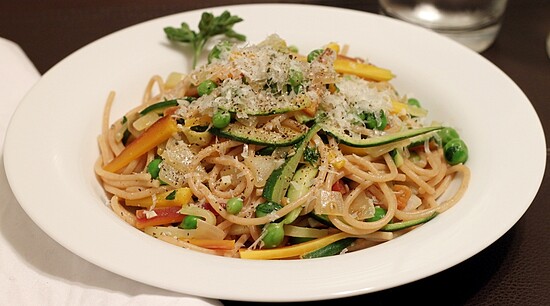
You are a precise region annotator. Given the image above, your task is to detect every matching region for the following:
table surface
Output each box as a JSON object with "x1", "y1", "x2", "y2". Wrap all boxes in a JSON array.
[{"x1": 1, "y1": 0, "x2": 548, "y2": 305}]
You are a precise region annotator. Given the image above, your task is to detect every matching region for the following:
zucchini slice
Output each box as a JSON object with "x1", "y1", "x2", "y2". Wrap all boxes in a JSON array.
[
  {"x1": 263, "y1": 124, "x2": 321, "y2": 203},
  {"x1": 322, "y1": 124, "x2": 442, "y2": 148},
  {"x1": 281, "y1": 164, "x2": 319, "y2": 224},
  {"x1": 220, "y1": 94, "x2": 312, "y2": 116},
  {"x1": 209, "y1": 123, "x2": 306, "y2": 147},
  {"x1": 138, "y1": 99, "x2": 179, "y2": 115}
]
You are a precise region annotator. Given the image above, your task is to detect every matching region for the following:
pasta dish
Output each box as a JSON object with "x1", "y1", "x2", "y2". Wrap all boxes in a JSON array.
[{"x1": 95, "y1": 34, "x2": 470, "y2": 259}]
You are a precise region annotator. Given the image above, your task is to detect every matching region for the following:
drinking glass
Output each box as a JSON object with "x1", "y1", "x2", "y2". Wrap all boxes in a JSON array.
[{"x1": 378, "y1": 0, "x2": 509, "y2": 52}]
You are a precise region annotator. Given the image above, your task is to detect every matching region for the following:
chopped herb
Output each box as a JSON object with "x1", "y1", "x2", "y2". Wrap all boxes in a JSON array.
[
  {"x1": 190, "y1": 125, "x2": 209, "y2": 132},
  {"x1": 165, "y1": 190, "x2": 177, "y2": 200},
  {"x1": 304, "y1": 146, "x2": 319, "y2": 164}
]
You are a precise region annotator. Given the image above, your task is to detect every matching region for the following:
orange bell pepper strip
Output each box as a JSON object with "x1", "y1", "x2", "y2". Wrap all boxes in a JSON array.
[{"x1": 103, "y1": 115, "x2": 178, "y2": 173}]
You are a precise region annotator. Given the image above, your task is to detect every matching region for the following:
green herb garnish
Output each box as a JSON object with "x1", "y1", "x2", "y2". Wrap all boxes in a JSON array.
[
  {"x1": 304, "y1": 146, "x2": 319, "y2": 164},
  {"x1": 165, "y1": 190, "x2": 177, "y2": 201},
  {"x1": 164, "y1": 10, "x2": 246, "y2": 69}
]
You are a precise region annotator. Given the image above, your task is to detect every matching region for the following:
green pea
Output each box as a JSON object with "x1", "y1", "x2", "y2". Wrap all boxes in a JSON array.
[
  {"x1": 212, "y1": 110, "x2": 231, "y2": 128},
  {"x1": 363, "y1": 110, "x2": 387, "y2": 130},
  {"x1": 255, "y1": 201, "x2": 283, "y2": 218},
  {"x1": 307, "y1": 48, "x2": 323, "y2": 62},
  {"x1": 444, "y1": 138, "x2": 469, "y2": 165},
  {"x1": 365, "y1": 207, "x2": 386, "y2": 222},
  {"x1": 147, "y1": 158, "x2": 163, "y2": 179},
  {"x1": 438, "y1": 127, "x2": 460, "y2": 146},
  {"x1": 208, "y1": 41, "x2": 232, "y2": 63},
  {"x1": 288, "y1": 69, "x2": 304, "y2": 93},
  {"x1": 179, "y1": 215, "x2": 200, "y2": 229},
  {"x1": 226, "y1": 197, "x2": 243, "y2": 215},
  {"x1": 407, "y1": 98, "x2": 421, "y2": 108},
  {"x1": 197, "y1": 80, "x2": 217, "y2": 96},
  {"x1": 262, "y1": 223, "x2": 285, "y2": 248}
]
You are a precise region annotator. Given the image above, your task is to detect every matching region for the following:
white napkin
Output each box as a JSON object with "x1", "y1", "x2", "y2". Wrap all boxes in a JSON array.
[{"x1": 0, "y1": 37, "x2": 222, "y2": 306}]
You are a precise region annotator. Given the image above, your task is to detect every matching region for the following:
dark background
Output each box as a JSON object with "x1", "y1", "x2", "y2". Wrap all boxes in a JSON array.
[{"x1": 1, "y1": 1, "x2": 548, "y2": 305}]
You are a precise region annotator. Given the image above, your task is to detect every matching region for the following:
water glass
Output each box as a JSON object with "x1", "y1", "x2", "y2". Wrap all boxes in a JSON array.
[{"x1": 378, "y1": 0, "x2": 509, "y2": 52}]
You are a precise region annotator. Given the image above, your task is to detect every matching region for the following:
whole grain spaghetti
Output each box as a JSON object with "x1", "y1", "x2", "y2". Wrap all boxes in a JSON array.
[{"x1": 95, "y1": 35, "x2": 470, "y2": 259}]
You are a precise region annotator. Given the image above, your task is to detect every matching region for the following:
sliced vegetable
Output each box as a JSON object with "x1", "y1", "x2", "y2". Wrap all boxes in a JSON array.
[
  {"x1": 262, "y1": 124, "x2": 321, "y2": 203},
  {"x1": 219, "y1": 93, "x2": 313, "y2": 116},
  {"x1": 239, "y1": 232, "x2": 350, "y2": 260},
  {"x1": 135, "y1": 206, "x2": 184, "y2": 229},
  {"x1": 138, "y1": 99, "x2": 179, "y2": 115},
  {"x1": 391, "y1": 100, "x2": 428, "y2": 117},
  {"x1": 389, "y1": 149, "x2": 404, "y2": 167},
  {"x1": 210, "y1": 122, "x2": 306, "y2": 147},
  {"x1": 281, "y1": 164, "x2": 319, "y2": 224},
  {"x1": 125, "y1": 187, "x2": 193, "y2": 209},
  {"x1": 322, "y1": 125, "x2": 442, "y2": 148},
  {"x1": 334, "y1": 57, "x2": 394, "y2": 82},
  {"x1": 103, "y1": 116, "x2": 178, "y2": 172},
  {"x1": 381, "y1": 212, "x2": 438, "y2": 231},
  {"x1": 301, "y1": 237, "x2": 356, "y2": 259}
]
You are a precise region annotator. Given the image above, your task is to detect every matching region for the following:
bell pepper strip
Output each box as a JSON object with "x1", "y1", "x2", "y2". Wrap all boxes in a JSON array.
[
  {"x1": 333, "y1": 57, "x2": 394, "y2": 82},
  {"x1": 125, "y1": 188, "x2": 193, "y2": 209},
  {"x1": 239, "y1": 232, "x2": 351, "y2": 260},
  {"x1": 135, "y1": 206, "x2": 184, "y2": 229},
  {"x1": 184, "y1": 239, "x2": 236, "y2": 250},
  {"x1": 103, "y1": 115, "x2": 178, "y2": 173}
]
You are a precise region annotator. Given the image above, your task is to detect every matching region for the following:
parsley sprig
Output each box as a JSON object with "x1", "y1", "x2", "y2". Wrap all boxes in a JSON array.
[{"x1": 164, "y1": 10, "x2": 246, "y2": 69}]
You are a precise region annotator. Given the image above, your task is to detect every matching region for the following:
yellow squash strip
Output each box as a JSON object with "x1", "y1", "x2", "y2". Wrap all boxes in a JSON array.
[
  {"x1": 391, "y1": 100, "x2": 428, "y2": 117},
  {"x1": 334, "y1": 57, "x2": 394, "y2": 82},
  {"x1": 125, "y1": 187, "x2": 193, "y2": 209},
  {"x1": 103, "y1": 116, "x2": 178, "y2": 173},
  {"x1": 239, "y1": 232, "x2": 351, "y2": 260}
]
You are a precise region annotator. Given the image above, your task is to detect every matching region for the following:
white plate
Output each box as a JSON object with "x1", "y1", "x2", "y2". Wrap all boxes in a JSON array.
[{"x1": 3, "y1": 3, "x2": 546, "y2": 302}]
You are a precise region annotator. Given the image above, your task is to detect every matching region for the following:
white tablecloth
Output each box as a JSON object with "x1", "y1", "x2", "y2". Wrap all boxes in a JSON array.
[{"x1": 0, "y1": 37, "x2": 222, "y2": 306}]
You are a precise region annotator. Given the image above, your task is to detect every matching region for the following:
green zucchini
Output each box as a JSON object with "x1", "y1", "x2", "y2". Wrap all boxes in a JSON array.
[
  {"x1": 302, "y1": 237, "x2": 356, "y2": 259},
  {"x1": 209, "y1": 123, "x2": 306, "y2": 147},
  {"x1": 138, "y1": 99, "x2": 179, "y2": 115},
  {"x1": 322, "y1": 124, "x2": 442, "y2": 148},
  {"x1": 309, "y1": 213, "x2": 333, "y2": 227},
  {"x1": 381, "y1": 212, "x2": 438, "y2": 231},
  {"x1": 262, "y1": 124, "x2": 321, "y2": 203},
  {"x1": 219, "y1": 95, "x2": 312, "y2": 116},
  {"x1": 389, "y1": 149, "x2": 404, "y2": 167},
  {"x1": 281, "y1": 164, "x2": 319, "y2": 224}
]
